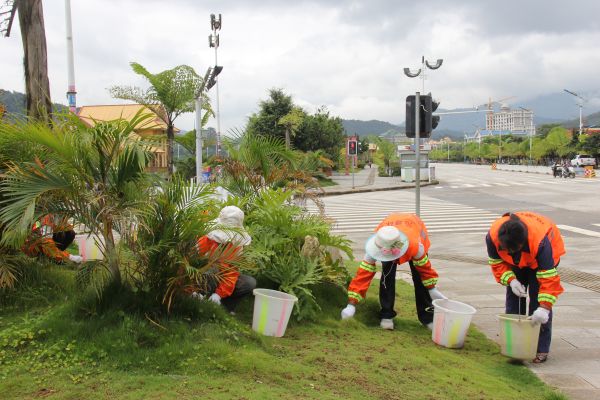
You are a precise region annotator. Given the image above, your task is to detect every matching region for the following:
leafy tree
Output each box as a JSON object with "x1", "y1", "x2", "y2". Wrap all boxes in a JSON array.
[
  {"x1": 376, "y1": 138, "x2": 397, "y2": 174},
  {"x1": 247, "y1": 89, "x2": 293, "y2": 141},
  {"x1": 537, "y1": 124, "x2": 562, "y2": 139},
  {"x1": 278, "y1": 106, "x2": 305, "y2": 149},
  {"x1": 546, "y1": 127, "x2": 572, "y2": 157},
  {"x1": 293, "y1": 107, "x2": 345, "y2": 160},
  {"x1": 579, "y1": 133, "x2": 600, "y2": 155},
  {"x1": 110, "y1": 62, "x2": 211, "y2": 176}
]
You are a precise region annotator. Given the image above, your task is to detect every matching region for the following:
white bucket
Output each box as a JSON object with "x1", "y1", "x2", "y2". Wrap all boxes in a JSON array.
[
  {"x1": 498, "y1": 314, "x2": 541, "y2": 360},
  {"x1": 74, "y1": 234, "x2": 105, "y2": 261},
  {"x1": 252, "y1": 289, "x2": 298, "y2": 337},
  {"x1": 431, "y1": 299, "x2": 477, "y2": 349}
]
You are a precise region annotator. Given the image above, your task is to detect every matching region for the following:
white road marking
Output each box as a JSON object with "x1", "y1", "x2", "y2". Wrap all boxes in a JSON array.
[{"x1": 557, "y1": 225, "x2": 600, "y2": 238}]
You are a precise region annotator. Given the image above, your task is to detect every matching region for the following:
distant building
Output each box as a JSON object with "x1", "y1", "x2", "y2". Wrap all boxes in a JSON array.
[
  {"x1": 78, "y1": 104, "x2": 177, "y2": 173},
  {"x1": 486, "y1": 104, "x2": 535, "y2": 136}
]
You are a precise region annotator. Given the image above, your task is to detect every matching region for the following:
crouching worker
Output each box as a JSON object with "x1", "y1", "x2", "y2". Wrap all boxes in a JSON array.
[
  {"x1": 23, "y1": 215, "x2": 82, "y2": 264},
  {"x1": 341, "y1": 213, "x2": 447, "y2": 330},
  {"x1": 195, "y1": 206, "x2": 256, "y2": 313},
  {"x1": 487, "y1": 211, "x2": 565, "y2": 363}
]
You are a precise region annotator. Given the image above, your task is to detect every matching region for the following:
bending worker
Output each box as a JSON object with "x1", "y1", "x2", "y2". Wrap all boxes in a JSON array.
[
  {"x1": 195, "y1": 206, "x2": 256, "y2": 312},
  {"x1": 23, "y1": 215, "x2": 82, "y2": 263},
  {"x1": 341, "y1": 213, "x2": 447, "y2": 330},
  {"x1": 486, "y1": 211, "x2": 565, "y2": 363}
]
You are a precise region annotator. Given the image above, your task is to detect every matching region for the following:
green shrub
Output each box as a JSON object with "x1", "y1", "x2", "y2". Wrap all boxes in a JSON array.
[{"x1": 243, "y1": 189, "x2": 352, "y2": 320}]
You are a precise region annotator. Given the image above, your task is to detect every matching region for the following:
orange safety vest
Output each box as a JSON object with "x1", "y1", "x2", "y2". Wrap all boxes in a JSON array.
[
  {"x1": 347, "y1": 213, "x2": 438, "y2": 304},
  {"x1": 489, "y1": 212, "x2": 565, "y2": 269}
]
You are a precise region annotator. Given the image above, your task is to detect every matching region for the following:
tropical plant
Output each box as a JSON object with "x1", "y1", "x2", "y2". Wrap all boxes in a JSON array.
[
  {"x1": 243, "y1": 189, "x2": 352, "y2": 320},
  {"x1": 220, "y1": 130, "x2": 319, "y2": 199},
  {"x1": 0, "y1": 111, "x2": 155, "y2": 287},
  {"x1": 126, "y1": 177, "x2": 250, "y2": 310},
  {"x1": 110, "y1": 62, "x2": 212, "y2": 175}
]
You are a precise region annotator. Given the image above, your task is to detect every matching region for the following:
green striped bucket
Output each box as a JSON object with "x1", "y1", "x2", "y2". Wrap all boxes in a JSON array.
[
  {"x1": 498, "y1": 314, "x2": 541, "y2": 360},
  {"x1": 252, "y1": 289, "x2": 298, "y2": 337}
]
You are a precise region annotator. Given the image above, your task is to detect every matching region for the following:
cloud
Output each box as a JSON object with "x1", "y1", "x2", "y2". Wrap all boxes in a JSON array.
[{"x1": 1, "y1": 0, "x2": 600, "y2": 133}]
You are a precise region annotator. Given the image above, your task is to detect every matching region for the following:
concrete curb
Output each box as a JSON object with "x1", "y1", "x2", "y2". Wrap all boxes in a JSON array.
[{"x1": 319, "y1": 180, "x2": 439, "y2": 196}]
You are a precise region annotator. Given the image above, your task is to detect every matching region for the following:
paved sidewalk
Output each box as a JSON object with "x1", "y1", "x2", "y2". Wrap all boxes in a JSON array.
[{"x1": 320, "y1": 166, "x2": 438, "y2": 195}]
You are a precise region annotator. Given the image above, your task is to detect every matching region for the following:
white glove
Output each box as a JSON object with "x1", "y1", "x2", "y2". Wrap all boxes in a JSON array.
[
  {"x1": 531, "y1": 307, "x2": 550, "y2": 325},
  {"x1": 68, "y1": 254, "x2": 83, "y2": 263},
  {"x1": 209, "y1": 293, "x2": 221, "y2": 305},
  {"x1": 509, "y1": 280, "x2": 527, "y2": 298},
  {"x1": 428, "y1": 288, "x2": 447, "y2": 300},
  {"x1": 341, "y1": 304, "x2": 356, "y2": 320}
]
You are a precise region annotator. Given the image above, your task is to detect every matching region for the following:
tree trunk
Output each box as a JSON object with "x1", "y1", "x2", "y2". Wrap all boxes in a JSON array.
[
  {"x1": 17, "y1": 0, "x2": 52, "y2": 122},
  {"x1": 102, "y1": 218, "x2": 121, "y2": 285},
  {"x1": 285, "y1": 127, "x2": 290, "y2": 149},
  {"x1": 167, "y1": 123, "x2": 174, "y2": 176}
]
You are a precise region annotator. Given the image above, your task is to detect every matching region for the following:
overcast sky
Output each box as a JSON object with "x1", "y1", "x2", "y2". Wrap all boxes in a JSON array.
[{"x1": 2, "y1": 0, "x2": 600, "y2": 132}]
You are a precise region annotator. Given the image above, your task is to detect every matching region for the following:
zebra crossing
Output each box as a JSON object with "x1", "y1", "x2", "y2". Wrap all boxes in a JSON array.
[
  {"x1": 434, "y1": 176, "x2": 599, "y2": 190},
  {"x1": 306, "y1": 194, "x2": 499, "y2": 235}
]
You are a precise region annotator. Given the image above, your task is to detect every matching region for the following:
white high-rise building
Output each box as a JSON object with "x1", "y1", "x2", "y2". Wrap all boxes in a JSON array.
[{"x1": 486, "y1": 104, "x2": 535, "y2": 135}]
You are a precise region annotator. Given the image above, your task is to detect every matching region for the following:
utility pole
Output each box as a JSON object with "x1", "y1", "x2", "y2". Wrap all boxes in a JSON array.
[
  {"x1": 564, "y1": 89, "x2": 585, "y2": 135},
  {"x1": 209, "y1": 14, "x2": 222, "y2": 156},
  {"x1": 64, "y1": 0, "x2": 76, "y2": 112},
  {"x1": 403, "y1": 56, "x2": 443, "y2": 216}
]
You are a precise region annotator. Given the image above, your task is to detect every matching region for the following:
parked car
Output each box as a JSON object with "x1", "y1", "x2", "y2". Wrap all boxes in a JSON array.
[{"x1": 571, "y1": 154, "x2": 597, "y2": 167}]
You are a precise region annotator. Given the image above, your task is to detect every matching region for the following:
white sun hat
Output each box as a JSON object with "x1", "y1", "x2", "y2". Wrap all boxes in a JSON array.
[
  {"x1": 207, "y1": 206, "x2": 252, "y2": 246},
  {"x1": 364, "y1": 226, "x2": 409, "y2": 262}
]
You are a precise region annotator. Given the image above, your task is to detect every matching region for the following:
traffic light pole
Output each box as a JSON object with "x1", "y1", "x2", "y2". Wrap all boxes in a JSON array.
[
  {"x1": 415, "y1": 92, "x2": 421, "y2": 217},
  {"x1": 352, "y1": 156, "x2": 355, "y2": 189}
]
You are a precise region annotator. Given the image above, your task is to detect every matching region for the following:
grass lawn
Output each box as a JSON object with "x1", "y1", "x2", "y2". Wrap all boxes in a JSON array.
[{"x1": 0, "y1": 263, "x2": 567, "y2": 400}]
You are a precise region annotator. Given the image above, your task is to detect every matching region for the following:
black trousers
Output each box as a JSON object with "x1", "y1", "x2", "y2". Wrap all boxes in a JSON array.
[
  {"x1": 505, "y1": 267, "x2": 553, "y2": 353},
  {"x1": 379, "y1": 260, "x2": 434, "y2": 325},
  {"x1": 52, "y1": 230, "x2": 75, "y2": 251},
  {"x1": 207, "y1": 274, "x2": 257, "y2": 312}
]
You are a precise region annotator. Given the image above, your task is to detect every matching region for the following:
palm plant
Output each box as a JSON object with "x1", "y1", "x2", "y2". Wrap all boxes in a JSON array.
[
  {"x1": 127, "y1": 177, "x2": 251, "y2": 310},
  {"x1": 220, "y1": 130, "x2": 320, "y2": 199},
  {"x1": 110, "y1": 63, "x2": 212, "y2": 176},
  {"x1": 0, "y1": 111, "x2": 155, "y2": 286}
]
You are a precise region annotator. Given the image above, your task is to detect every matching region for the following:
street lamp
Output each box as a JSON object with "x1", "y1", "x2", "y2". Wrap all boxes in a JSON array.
[
  {"x1": 209, "y1": 13, "x2": 222, "y2": 156},
  {"x1": 404, "y1": 56, "x2": 443, "y2": 216},
  {"x1": 564, "y1": 89, "x2": 585, "y2": 135}
]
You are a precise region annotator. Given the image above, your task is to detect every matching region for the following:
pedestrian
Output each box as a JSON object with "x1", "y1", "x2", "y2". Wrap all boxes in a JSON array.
[
  {"x1": 340, "y1": 213, "x2": 447, "y2": 330},
  {"x1": 23, "y1": 215, "x2": 83, "y2": 264},
  {"x1": 368, "y1": 161, "x2": 372, "y2": 168},
  {"x1": 486, "y1": 211, "x2": 565, "y2": 363},
  {"x1": 193, "y1": 206, "x2": 256, "y2": 313}
]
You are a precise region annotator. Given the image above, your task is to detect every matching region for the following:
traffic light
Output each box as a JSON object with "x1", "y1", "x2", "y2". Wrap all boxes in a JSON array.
[
  {"x1": 405, "y1": 95, "x2": 439, "y2": 138},
  {"x1": 348, "y1": 140, "x2": 357, "y2": 155},
  {"x1": 424, "y1": 96, "x2": 440, "y2": 135}
]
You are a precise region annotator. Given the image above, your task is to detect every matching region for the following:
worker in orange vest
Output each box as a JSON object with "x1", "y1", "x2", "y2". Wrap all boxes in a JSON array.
[
  {"x1": 23, "y1": 215, "x2": 82, "y2": 264},
  {"x1": 487, "y1": 212, "x2": 565, "y2": 363},
  {"x1": 193, "y1": 206, "x2": 256, "y2": 312},
  {"x1": 340, "y1": 214, "x2": 447, "y2": 330}
]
